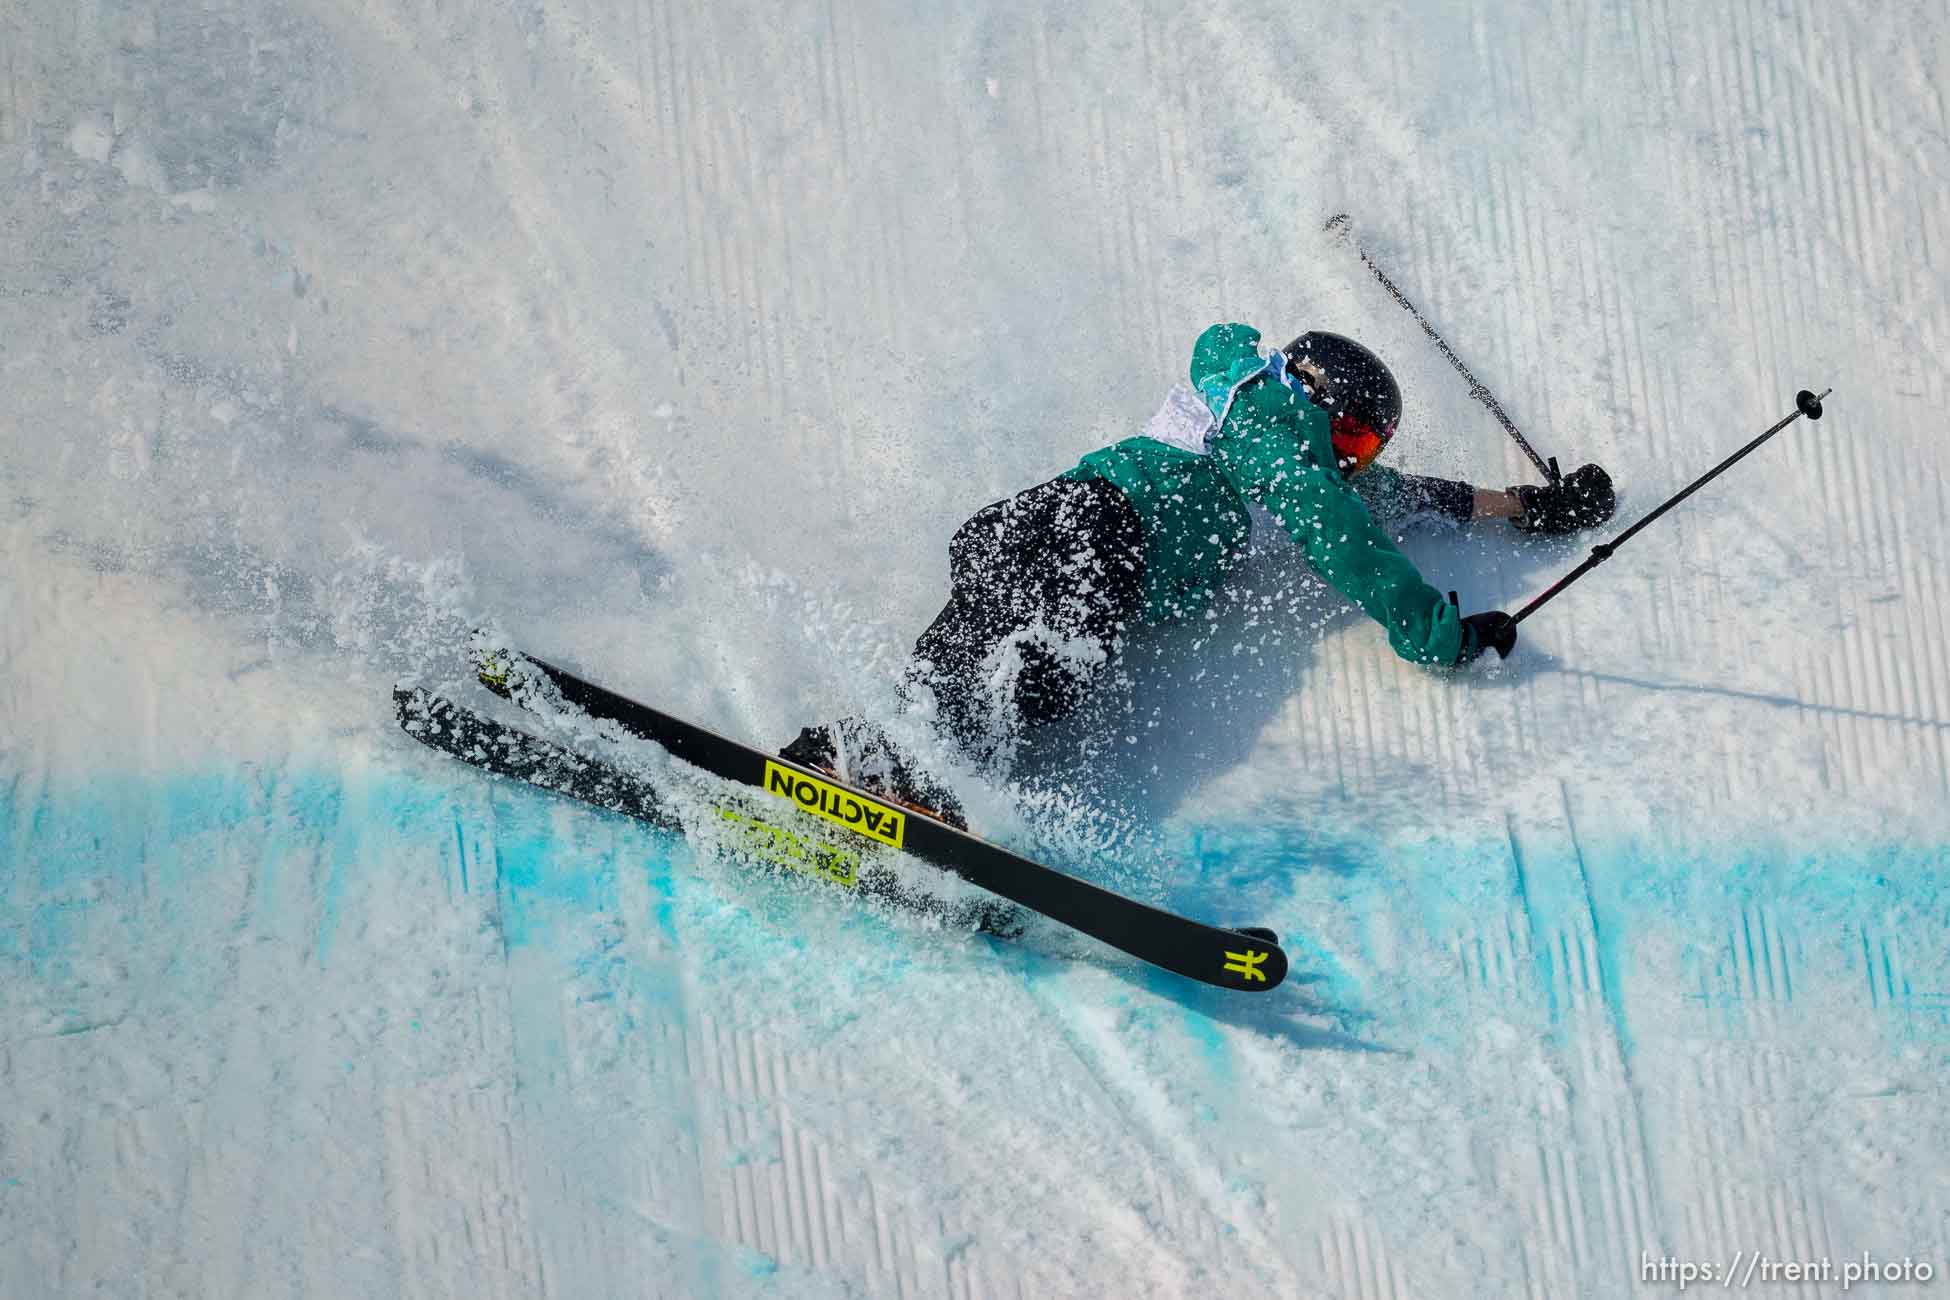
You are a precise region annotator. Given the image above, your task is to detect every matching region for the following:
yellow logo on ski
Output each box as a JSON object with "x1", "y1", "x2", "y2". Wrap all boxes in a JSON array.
[
  {"x1": 476, "y1": 655, "x2": 513, "y2": 690},
  {"x1": 717, "y1": 807, "x2": 860, "y2": 888},
  {"x1": 763, "y1": 761, "x2": 907, "y2": 849},
  {"x1": 1223, "y1": 949, "x2": 1269, "y2": 982}
]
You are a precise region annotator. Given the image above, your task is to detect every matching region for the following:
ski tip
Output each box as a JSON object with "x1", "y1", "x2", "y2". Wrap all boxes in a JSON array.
[{"x1": 1217, "y1": 930, "x2": 1288, "y2": 991}]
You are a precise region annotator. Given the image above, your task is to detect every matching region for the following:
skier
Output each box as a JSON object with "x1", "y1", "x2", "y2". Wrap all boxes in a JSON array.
[{"x1": 783, "y1": 323, "x2": 1615, "y2": 825}]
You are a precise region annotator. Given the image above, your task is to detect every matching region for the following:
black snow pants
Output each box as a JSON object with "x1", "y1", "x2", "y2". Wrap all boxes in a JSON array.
[{"x1": 905, "y1": 475, "x2": 1147, "y2": 758}]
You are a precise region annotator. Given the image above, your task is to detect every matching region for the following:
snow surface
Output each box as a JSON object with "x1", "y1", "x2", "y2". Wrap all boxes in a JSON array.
[{"x1": 4, "y1": 0, "x2": 1949, "y2": 1296}]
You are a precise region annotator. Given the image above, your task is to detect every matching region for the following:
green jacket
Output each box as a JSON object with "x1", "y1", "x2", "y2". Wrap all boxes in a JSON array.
[{"x1": 1064, "y1": 323, "x2": 1465, "y2": 665}]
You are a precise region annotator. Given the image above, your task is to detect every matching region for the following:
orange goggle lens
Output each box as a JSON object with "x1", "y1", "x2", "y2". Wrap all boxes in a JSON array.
[{"x1": 1330, "y1": 416, "x2": 1388, "y2": 474}]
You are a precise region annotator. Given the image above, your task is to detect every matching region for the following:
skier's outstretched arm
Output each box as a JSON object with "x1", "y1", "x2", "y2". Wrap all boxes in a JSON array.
[
  {"x1": 1256, "y1": 462, "x2": 1469, "y2": 665},
  {"x1": 1358, "y1": 466, "x2": 1616, "y2": 534},
  {"x1": 1190, "y1": 322, "x2": 1509, "y2": 666}
]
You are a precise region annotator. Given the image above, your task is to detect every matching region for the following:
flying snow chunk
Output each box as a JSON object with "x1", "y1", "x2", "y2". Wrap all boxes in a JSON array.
[
  {"x1": 66, "y1": 117, "x2": 114, "y2": 163},
  {"x1": 113, "y1": 136, "x2": 169, "y2": 194}
]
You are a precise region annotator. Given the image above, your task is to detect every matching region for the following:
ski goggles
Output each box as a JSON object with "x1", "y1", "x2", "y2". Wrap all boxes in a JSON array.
[{"x1": 1330, "y1": 415, "x2": 1392, "y2": 476}]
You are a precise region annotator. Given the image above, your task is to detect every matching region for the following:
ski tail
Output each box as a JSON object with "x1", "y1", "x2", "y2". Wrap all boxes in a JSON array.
[
  {"x1": 395, "y1": 686, "x2": 1026, "y2": 936},
  {"x1": 396, "y1": 685, "x2": 669, "y2": 826}
]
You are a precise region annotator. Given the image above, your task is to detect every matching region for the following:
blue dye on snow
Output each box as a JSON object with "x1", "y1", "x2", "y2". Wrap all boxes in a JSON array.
[
  {"x1": 3, "y1": 768, "x2": 1947, "y2": 1052},
  {"x1": 1173, "y1": 986, "x2": 1230, "y2": 1061},
  {"x1": 452, "y1": 815, "x2": 468, "y2": 896}
]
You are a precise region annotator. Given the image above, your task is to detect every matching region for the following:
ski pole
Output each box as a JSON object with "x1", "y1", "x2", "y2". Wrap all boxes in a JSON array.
[
  {"x1": 1511, "y1": 388, "x2": 1830, "y2": 626},
  {"x1": 1324, "y1": 212, "x2": 1561, "y2": 484}
]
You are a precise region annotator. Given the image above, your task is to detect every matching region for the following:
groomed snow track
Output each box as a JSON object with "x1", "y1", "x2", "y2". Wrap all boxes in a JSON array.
[{"x1": 3, "y1": 1, "x2": 1947, "y2": 1296}]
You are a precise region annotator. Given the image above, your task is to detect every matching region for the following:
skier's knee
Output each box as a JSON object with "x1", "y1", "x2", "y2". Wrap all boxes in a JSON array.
[{"x1": 1014, "y1": 644, "x2": 1093, "y2": 726}]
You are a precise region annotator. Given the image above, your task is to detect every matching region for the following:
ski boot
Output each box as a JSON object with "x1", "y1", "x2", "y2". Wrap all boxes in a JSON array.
[{"x1": 779, "y1": 718, "x2": 970, "y2": 832}]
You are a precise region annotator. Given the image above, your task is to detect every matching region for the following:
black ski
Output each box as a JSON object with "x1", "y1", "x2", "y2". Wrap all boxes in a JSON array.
[
  {"x1": 435, "y1": 645, "x2": 1288, "y2": 992},
  {"x1": 394, "y1": 687, "x2": 1021, "y2": 935}
]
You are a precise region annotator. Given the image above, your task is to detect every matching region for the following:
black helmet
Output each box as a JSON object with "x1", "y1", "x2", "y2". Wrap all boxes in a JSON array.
[{"x1": 1282, "y1": 331, "x2": 1401, "y2": 476}]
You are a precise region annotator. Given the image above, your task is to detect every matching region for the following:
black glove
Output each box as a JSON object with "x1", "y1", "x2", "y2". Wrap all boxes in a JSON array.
[
  {"x1": 1513, "y1": 463, "x2": 1615, "y2": 535},
  {"x1": 1457, "y1": 610, "x2": 1517, "y2": 663}
]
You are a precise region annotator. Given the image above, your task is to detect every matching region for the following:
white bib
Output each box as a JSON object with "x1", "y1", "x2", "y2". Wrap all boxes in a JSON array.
[{"x1": 1140, "y1": 382, "x2": 1217, "y2": 455}]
